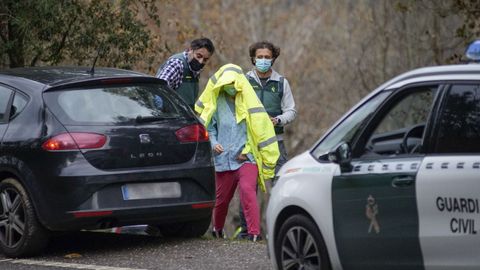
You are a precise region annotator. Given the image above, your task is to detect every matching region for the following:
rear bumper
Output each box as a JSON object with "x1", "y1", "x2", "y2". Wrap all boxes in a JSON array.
[
  {"x1": 30, "y1": 164, "x2": 215, "y2": 231},
  {"x1": 62, "y1": 201, "x2": 214, "y2": 231}
]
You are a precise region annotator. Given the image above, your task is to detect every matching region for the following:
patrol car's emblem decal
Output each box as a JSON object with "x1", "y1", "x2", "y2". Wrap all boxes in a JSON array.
[{"x1": 366, "y1": 195, "x2": 380, "y2": 234}]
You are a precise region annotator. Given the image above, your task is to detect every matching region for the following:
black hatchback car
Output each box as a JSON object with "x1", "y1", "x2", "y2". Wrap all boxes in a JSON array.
[{"x1": 0, "y1": 67, "x2": 215, "y2": 257}]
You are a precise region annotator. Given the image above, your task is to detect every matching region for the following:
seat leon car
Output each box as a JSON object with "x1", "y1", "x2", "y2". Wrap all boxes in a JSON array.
[
  {"x1": 267, "y1": 62, "x2": 480, "y2": 269},
  {"x1": 0, "y1": 67, "x2": 215, "y2": 257}
]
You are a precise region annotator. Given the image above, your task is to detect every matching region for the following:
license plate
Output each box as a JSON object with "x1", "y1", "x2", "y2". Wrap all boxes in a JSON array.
[{"x1": 121, "y1": 182, "x2": 181, "y2": 200}]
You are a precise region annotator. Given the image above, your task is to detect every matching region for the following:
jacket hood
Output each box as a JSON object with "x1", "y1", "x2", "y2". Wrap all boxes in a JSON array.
[
  {"x1": 196, "y1": 63, "x2": 255, "y2": 127},
  {"x1": 211, "y1": 63, "x2": 246, "y2": 93}
]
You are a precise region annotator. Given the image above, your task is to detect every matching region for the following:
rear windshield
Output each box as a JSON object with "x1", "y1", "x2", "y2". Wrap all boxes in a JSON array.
[{"x1": 44, "y1": 83, "x2": 188, "y2": 125}]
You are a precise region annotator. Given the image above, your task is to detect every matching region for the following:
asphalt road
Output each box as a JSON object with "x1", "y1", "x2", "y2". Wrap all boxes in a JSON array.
[{"x1": 0, "y1": 229, "x2": 273, "y2": 270}]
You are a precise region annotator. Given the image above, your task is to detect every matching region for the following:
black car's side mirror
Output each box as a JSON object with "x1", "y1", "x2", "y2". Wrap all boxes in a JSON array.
[{"x1": 328, "y1": 142, "x2": 352, "y2": 171}]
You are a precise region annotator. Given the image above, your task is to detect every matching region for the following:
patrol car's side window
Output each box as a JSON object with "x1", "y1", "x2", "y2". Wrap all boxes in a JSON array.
[
  {"x1": 373, "y1": 91, "x2": 433, "y2": 134},
  {"x1": 362, "y1": 87, "x2": 437, "y2": 156},
  {"x1": 0, "y1": 86, "x2": 13, "y2": 123},
  {"x1": 312, "y1": 91, "x2": 390, "y2": 158},
  {"x1": 434, "y1": 84, "x2": 480, "y2": 153}
]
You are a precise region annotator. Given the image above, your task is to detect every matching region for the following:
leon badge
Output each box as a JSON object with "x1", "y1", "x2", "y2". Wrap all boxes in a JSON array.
[{"x1": 366, "y1": 195, "x2": 380, "y2": 234}]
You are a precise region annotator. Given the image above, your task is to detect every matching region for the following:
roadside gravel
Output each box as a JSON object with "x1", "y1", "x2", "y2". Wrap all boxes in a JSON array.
[
  {"x1": 144, "y1": 237, "x2": 273, "y2": 270},
  {"x1": 0, "y1": 231, "x2": 273, "y2": 270}
]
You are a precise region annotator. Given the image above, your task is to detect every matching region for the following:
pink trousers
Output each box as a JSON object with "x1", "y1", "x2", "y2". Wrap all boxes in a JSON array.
[{"x1": 212, "y1": 163, "x2": 260, "y2": 235}]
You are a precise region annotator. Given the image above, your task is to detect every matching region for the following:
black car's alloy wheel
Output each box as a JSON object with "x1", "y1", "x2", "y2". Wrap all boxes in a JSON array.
[
  {"x1": 276, "y1": 214, "x2": 330, "y2": 270},
  {"x1": 0, "y1": 178, "x2": 49, "y2": 257},
  {"x1": 0, "y1": 182, "x2": 26, "y2": 249}
]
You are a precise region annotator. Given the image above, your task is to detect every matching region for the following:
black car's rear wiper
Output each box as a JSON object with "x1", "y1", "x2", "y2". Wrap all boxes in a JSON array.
[{"x1": 135, "y1": 115, "x2": 175, "y2": 123}]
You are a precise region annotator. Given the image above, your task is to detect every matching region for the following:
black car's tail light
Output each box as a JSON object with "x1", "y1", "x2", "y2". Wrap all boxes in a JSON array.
[
  {"x1": 42, "y1": 132, "x2": 107, "y2": 151},
  {"x1": 175, "y1": 124, "x2": 209, "y2": 143},
  {"x1": 191, "y1": 202, "x2": 215, "y2": 209}
]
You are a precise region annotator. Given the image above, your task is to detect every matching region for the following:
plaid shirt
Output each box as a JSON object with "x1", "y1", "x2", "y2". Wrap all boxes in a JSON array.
[{"x1": 155, "y1": 52, "x2": 199, "y2": 90}]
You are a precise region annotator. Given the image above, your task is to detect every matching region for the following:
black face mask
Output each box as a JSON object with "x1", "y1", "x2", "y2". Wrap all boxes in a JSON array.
[{"x1": 189, "y1": 58, "x2": 205, "y2": 71}]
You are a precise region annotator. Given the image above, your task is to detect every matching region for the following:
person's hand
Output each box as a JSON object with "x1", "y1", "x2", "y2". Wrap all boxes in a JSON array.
[
  {"x1": 213, "y1": 144, "x2": 224, "y2": 154},
  {"x1": 270, "y1": 117, "x2": 279, "y2": 126},
  {"x1": 236, "y1": 153, "x2": 248, "y2": 162}
]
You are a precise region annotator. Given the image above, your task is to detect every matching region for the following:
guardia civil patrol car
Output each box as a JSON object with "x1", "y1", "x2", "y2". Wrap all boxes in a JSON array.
[{"x1": 266, "y1": 41, "x2": 480, "y2": 270}]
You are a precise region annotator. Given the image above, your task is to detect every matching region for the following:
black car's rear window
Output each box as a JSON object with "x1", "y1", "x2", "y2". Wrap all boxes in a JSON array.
[{"x1": 44, "y1": 83, "x2": 187, "y2": 125}]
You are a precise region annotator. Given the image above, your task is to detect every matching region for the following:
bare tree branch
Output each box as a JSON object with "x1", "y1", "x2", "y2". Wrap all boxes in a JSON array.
[{"x1": 0, "y1": 30, "x2": 7, "y2": 43}]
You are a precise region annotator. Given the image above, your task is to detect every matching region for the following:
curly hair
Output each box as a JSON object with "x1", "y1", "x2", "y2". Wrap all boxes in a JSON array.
[{"x1": 248, "y1": 41, "x2": 280, "y2": 65}]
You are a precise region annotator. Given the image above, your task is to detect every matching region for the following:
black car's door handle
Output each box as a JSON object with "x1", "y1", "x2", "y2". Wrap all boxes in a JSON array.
[{"x1": 391, "y1": 176, "x2": 415, "y2": 188}]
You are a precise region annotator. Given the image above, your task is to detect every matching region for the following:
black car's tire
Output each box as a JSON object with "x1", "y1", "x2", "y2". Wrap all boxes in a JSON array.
[
  {"x1": 152, "y1": 215, "x2": 211, "y2": 238},
  {"x1": 275, "y1": 214, "x2": 331, "y2": 270},
  {"x1": 0, "y1": 178, "x2": 50, "y2": 257}
]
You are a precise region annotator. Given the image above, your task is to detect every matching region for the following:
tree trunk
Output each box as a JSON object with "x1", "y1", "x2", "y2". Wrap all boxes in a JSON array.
[{"x1": 7, "y1": 21, "x2": 25, "y2": 68}]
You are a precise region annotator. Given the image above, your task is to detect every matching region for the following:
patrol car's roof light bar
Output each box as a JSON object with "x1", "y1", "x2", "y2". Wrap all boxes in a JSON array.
[{"x1": 465, "y1": 40, "x2": 480, "y2": 63}]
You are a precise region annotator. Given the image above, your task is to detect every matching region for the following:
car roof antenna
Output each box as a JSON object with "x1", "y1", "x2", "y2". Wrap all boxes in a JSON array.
[{"x1": 87, "y1": 45, "x2": 105, "y2": 75}]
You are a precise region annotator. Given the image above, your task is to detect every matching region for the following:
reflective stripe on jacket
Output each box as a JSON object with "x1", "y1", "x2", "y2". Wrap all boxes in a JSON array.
[{"x1": 195, "y1": 64, "x2": 279, "y2": 192}]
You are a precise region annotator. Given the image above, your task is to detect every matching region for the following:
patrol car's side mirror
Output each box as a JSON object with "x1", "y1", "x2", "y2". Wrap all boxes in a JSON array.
[{"x1": 328, "y1": 142, "x2": 352, "y2": 170}]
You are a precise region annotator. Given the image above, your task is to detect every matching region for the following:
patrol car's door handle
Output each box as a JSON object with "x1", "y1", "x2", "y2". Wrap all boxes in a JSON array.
[{"x1": 391, "y1": 176, "x2": 414, "y2": 188}]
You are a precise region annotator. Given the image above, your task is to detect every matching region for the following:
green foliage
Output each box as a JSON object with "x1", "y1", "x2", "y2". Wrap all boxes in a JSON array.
[
  {"x1": 394, "y1": 1, "x2": 410, "y2": 13},
  {"x1": 395, "y1": 0, "x2": 480, "y2": 64},
  {"x1": 0, "y1": 0, "x2": 161, "y2": 68},
  {"x1": 451, "y1": 0, "x2": 480, "y2": 40}
]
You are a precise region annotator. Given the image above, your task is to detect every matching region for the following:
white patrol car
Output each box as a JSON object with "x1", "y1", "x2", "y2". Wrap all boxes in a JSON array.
[{"x1": 266, "y1": 41, "x2": 480, "y2": 270}]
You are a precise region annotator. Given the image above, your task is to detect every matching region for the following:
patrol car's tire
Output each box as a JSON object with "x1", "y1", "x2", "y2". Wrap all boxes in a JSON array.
[
  {"x1": 0, "y1": 178, "x2": 50, "y2": 257},
  {"x1": 154, "y1": 215, "x2": 211, "y2": 238},
  {"x1": 275, "y1": 214, "x2": 330, "y2": 270}
]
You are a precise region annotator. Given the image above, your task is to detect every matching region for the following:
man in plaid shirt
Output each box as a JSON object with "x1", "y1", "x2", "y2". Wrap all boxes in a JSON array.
[{"x1": 156, "y1": 38, "x2": 215, "y2": 109}]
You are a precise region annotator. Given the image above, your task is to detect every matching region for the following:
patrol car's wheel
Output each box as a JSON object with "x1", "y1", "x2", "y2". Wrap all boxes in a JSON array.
[
  {"x1": 275, "y1": 214, "x2": 330, "y2": 270},
  {"x1": 0, "y1": 178, "x2": 50, "y2": 257}
]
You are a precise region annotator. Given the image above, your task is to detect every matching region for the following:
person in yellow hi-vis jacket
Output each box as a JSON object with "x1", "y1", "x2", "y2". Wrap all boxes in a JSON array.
[{"x1": 195, "y1": 63, "x2": 279, "y2": 241}]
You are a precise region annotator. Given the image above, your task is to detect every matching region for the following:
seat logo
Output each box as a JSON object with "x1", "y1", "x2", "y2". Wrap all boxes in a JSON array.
[
  {"x1": 130, "y1": 152, "x2": 162, "y2": 159},
  {"x1": 139, "y1": 134, "x2": 151, "y2": 144},
  {"x1": 366, "y1": 195, "x2": 380, "y2": 234}
]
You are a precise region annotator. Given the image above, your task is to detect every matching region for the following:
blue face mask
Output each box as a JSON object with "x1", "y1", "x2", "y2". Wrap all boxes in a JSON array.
[
  {"x1": 255, "y1": 58, "x2": 272, "y2": 73},
  {"x1": 223, "y1": 84, "x2": 237, "y2": 96}
]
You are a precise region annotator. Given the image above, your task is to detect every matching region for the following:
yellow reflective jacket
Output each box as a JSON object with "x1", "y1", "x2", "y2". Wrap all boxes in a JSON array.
[{"x1": 195, "y1": 64, "x2": 279, "y2": 192}]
